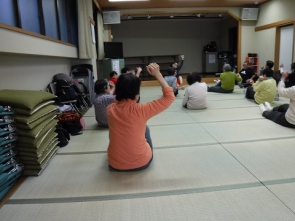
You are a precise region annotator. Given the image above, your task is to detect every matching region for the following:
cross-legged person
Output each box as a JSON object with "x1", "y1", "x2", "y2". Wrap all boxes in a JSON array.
[
  {"x1": 208, "y1": 63, "x2": 242, "y2": 93},
  {"x1": 259, "y1": 70, "x2": 295, "y2": 128}
]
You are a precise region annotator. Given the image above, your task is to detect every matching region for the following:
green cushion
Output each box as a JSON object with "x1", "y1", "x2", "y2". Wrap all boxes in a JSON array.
[
  {"x1": 16, "y1": 133, "x2": 57, "y2": 155},
  {"x1": 0, "y1": 90, "x2": 56, "y2": 110},
  {"x1": 14, "y1": 105, "x2": 57, "y2": 124},
  {"x1": 16, "y1": 116, "x2": 57, "y2": 138},
  {"x1": 14, "y1": 100, "x2": 55, "y2": 116},
  {"x1": 16, "y1": 111, "x2": 57, "y2": 130},
  {"x1": 17, "y1": 125, "x2": 56, "y2": 148}
]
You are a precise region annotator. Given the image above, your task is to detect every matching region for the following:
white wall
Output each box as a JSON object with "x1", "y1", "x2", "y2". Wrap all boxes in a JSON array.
[
  {"x1": 252, "y1": 0, "x2": 295, "y2": 68},
  {"x1": 0, "y1": 54, "x2": 72, "y2": 90}
]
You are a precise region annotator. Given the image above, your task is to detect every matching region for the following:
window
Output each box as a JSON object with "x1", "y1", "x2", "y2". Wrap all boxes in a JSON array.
[{"x1": 0, "y1": 0, "x2": 78, "y2": 45}]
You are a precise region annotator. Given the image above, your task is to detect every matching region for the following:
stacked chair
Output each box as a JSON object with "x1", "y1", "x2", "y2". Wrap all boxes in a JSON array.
[
  {"x1": 0, "y1": 105, "x2": 23, "y2": 201},
  {"x1": 0, "y1": 90, "x2": 59, "y2": 176}
]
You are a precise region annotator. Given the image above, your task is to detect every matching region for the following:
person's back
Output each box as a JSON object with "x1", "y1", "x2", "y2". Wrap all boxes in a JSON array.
[
  {"x1": 93, "y1": 79, "x2": 115, "y2": 127},
  {"x1": 253, "y1": 69, "x2": 277, "y2": 104},
  {"x1": 182, "y1": 72, "x2": 207, "y2": 109},
  {"x1": 107, "y1": 64, "x2": 175, "y2": 171},
  {"x1": 220, "y1": 71, "x2": 241, "y2": 90},
  {"x1": 164, "y1": 67, "x2": 178, "y2": 95}
]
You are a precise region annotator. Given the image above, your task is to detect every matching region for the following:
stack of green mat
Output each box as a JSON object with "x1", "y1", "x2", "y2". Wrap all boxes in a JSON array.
[{"x1": 0, "y1": 90, "x2": 60, "y2": 176}]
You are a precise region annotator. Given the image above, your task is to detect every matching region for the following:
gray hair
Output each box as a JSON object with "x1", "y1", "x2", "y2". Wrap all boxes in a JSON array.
[{"x1": 223, "y1": 64, "x2": 232, "y2": 71}]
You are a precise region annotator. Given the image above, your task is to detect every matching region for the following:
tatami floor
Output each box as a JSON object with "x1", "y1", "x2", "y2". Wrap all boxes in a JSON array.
[{"x1": 1, "y1": 84, "x2": 295, "y2": 220}]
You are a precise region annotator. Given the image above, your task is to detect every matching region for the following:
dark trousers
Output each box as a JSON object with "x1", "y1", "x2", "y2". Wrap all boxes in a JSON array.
[
  {"x1": 245, "y1": 86, "x2": 255, "y2": 99},
  {"x1": 208, "y1": 81, "x2": 233, "y2": 93},
  {"x1": 263, "y1": 104, "x2": 295, "y2": 128},
  {"x1": 109, "y1": 125, "x2": 153, "y2": 172}
]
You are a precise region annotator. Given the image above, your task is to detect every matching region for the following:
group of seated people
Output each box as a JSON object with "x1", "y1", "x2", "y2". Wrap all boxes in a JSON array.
[{"x1": 92, "y1": 59, "x2": 295, "y2": 172}]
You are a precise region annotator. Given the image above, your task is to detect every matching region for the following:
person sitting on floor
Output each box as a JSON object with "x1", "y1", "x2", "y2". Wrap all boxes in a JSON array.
[
  {"x1": 165, "y1": 67, "x2": 185, "y2": 96},
  {"x1": 238, "y1": 61, "x2": 256, "y2": 88},
  {"x1": 121, "y1": 67, "x2": 142, "y2": 77},
  {"x1": 182, "y1": 72, "x2": 207, "y2": 109},
  {"x1": 171, "y1": 54, "x2": 185, "y2": 87},
  {"x1": 107, "y1": 63, "x2": 175, "y2": 171},
  {"x1": 93, "y1": 79, "x2": 115, "y2": 127},
  {"x1": 245, "y1": 68, "x2": 276, "y2": 104},
  {"x1": 109, "y1": 71, "x2": 119, "y2": 85},
  {"x1": 208, "y1": 63, "x2": 242, "y2": 93},
  {"x1": 259, "y1": 70, "x2": 295, "y2": 128}
]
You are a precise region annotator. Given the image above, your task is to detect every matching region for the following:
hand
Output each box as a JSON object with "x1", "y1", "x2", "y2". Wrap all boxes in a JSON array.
[
  {"x1": 249, "y1": 79, "x2": 254, "y2": 85},
  {"x1": 136, "y1": 67, "x2": 142, "y2": 73},
  {"x1": 109, "y1": 81, "x2": 115, "y2": 88},
  {"x1": 180, "y1": 55, "x2": 184, "y2": 60},
  {"x1": 281, "y1": 70, "x2": 289, "y2": 82},
  {"x1": 258, "y1": 76, "x2": 264, "y2": 81},
  {"x1": 260, "y1": 66, "x2": 264, "y2": 70},
  {"x1": 146, "y1": 63, "x2": 161, "y2": 78},
  {"x1": 279, "y1": 63, "x2": 284, "y2": 68}
]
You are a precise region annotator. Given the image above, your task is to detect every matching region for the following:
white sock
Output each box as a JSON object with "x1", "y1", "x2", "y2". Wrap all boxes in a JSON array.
[
  {"x1": 264, "y1": 102, "x2": 272, "y2": 111},
  {"x1": 259, "y1": 103, "x2": 266, "y2": 113}
]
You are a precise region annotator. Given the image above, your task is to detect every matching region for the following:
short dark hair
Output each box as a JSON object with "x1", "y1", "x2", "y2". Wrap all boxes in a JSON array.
[
  {"x1": 121, "y1": 67, "x2": 130, "y2": 74},
  {"x1": 94, "y1": 79, "x2": 108, "y2": 94},
  {"x1": 167, "y1": 67, "x2": 176, "y2": 76},
  {"x1": 192, "y1": 72, "x2": 202, "y2": 83},
  {"x1": 262, "y1": 68, "x2": 274, "y2": 77},
  {"x1": 291, "y1": 62, "x2": 295, "y2": 71},
  {"x1": 266, "y1": 60, "x2": 274, "y2": 69},
  {"x1": 110, "y1": 71, "x2": 118, "y2": 78},
  {"x1": 115, "y1": 73, "x2": 141, "y2": 101},
  {"x1": 187, "y1": 72, "x2": 202, "y2": 85}
]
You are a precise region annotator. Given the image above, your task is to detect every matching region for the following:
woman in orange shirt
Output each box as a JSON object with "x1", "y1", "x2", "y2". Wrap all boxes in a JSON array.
[{"x1": 107, "y1": 63, "x2": 175, "y2": 171}]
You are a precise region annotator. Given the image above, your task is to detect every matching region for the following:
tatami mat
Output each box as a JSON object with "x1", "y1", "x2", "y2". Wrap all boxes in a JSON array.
[
  {"x1": 200, "y1": 119, "x2": 295, "y2": 143},
  {"x1": 2, "y1": 187, "x2": 295, "y2": 221},
  {"x1": 223, "y1": 138, "x2": 295, "y2": 181},
  {"x1": 1, "y1": 85, "x2": 295, "y2": 220},
  {"x1": 8, "y1": 144, "x2": 258, "y2": 199}
]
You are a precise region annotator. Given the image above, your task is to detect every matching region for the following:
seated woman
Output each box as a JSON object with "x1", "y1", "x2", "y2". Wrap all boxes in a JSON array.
[
  {"x1": 107, "y1": 63, "x2": 175, "y2": 171},
  {"x1": 259, "y1": 70, "x2": 295, "y2": 128},
  {"x1": 245, "y1": 68, "x2": 276, "y2": 104},
  {"x1": 208, "y1": 64, "x2": 242, "y2": 93},
  {"x1": 182, "y1": 72, "x2": 207, "y2": 109},
  {"x1": 93, "y1": 79, "x2": 115, "y2": 127}
]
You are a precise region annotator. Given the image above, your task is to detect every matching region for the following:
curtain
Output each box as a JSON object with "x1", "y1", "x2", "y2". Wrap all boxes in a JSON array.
[
  {"x1": 77, "y1": 0, "x2": 93, "y2": 59},
  {"x1": 96, "y1": 11, "x2": 105, "y2": 60}
]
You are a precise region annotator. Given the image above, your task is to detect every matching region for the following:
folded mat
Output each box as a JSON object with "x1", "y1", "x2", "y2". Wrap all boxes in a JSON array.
[
  {"x1": 14, "y1": 105, "x2": 57, "y2": 124},
  {"x1": 0, "y1": 90, "x2": 56, "y2": 110},
  {"x1": 16, "y1": 116, "x2": 57, "y2": 138},
  {"x1": 16, "y1": 132, "x2": 57, "y2": 155},
  {"x1": 23, "y1": 146, "x2": 58, "y2": 176},
  {"x1": 17, "y1": 123, "x2": 57, "y2": 147},
  {"x1": 18, "y1": 138, "x2": 58, "y2": 159},
  {"x1": 0, "y1": 163, "x2": 23, "y2": 191},
  {"x1": 15, "y1": 111, "x2": 57, "y2": 130},
  {"x1": 0, "y1": 179, "x2": 19, "y2": 201},
  {"x1": 13, "y1": 100, "x2": 55, "y2": 116}
]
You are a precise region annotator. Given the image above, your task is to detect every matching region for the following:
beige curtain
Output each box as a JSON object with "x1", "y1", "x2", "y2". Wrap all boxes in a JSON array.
[
  {"x1": 97, "y1": 11, "x2": 105, "y2": 60},
  {"x1": 77, "y1": 0, "x2": 94, "y2": 59}
]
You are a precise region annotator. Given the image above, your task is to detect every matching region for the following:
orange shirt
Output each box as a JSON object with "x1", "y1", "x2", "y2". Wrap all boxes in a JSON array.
[{"x1": 107, "y1": 86, "x2": 175, "y2": 170}]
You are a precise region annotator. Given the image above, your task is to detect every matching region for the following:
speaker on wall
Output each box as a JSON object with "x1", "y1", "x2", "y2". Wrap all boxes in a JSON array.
[
  {"x1": 241, "y1": 8, "x2": 259, "y2": 20},
  {"x1": 103, "y1": 11, "x2": 121, "y2": 24}
]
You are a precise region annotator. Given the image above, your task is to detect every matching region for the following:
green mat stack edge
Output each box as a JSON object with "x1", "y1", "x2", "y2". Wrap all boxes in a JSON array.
[{"x1": 0, "y1": 90, "x2": 59, "y2": 176}]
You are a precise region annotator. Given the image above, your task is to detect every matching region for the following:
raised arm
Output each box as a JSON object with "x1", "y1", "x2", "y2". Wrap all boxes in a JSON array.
[{"x1": 146, "y1": 63, "x2": 169, "y2": 88}]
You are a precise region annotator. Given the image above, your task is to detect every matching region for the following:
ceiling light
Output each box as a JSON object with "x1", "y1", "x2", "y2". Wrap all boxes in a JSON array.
[
  {"x1": 170, "y1": 14, "x2": 174, "y2": 18},
  {"x1": 218, "y1": 13, "x2": 222, "y2": 17},
  {"x1": 147, "y1": 15, "x2": 151, "y2": 19},
  {"x1": 127, "y1": 15, "x2": 132, "y2": 19},
  {"x1": 197, "y1": 13, "x2": 201, "y2": 17}
]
